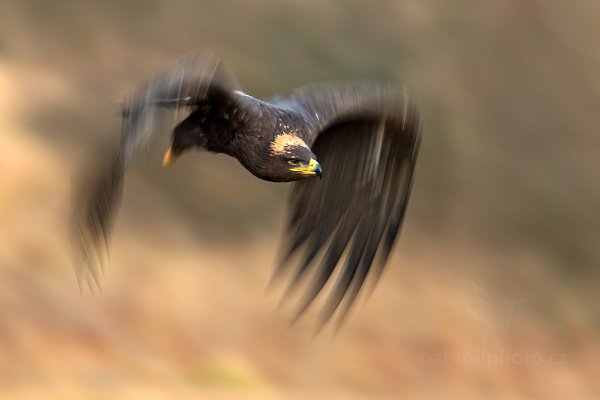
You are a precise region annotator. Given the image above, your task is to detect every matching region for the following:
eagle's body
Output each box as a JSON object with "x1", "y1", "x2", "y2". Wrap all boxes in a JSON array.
[
  {"x1": 72, "y1": 51, "x2": 422, "y2": 327},
  {"x1": 178, "y1": 95, "x2": 317, "y2": 181}
]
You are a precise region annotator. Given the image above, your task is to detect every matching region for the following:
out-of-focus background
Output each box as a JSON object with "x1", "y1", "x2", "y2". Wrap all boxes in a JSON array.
[{"x1": 1, "y1": 1, "x2": 599, "y2": 398}]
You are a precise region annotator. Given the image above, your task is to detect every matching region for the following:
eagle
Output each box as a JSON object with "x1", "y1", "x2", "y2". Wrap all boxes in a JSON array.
[{"x1": 72, "y1": 50, "x2": 422, "y2": 327}]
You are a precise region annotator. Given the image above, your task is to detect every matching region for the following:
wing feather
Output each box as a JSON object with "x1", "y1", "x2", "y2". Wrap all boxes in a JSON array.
[
  {"x1": 276, "y1": 82, "x2": 422, "y2": 327},
  {"x1": 71, "y1": 51, "x2": 240, "y2": 288}
]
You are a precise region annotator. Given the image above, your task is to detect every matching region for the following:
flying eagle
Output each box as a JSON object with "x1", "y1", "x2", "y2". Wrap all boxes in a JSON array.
[{"x1": 72, "y1": 50, "x2": 422, "y2": 327}]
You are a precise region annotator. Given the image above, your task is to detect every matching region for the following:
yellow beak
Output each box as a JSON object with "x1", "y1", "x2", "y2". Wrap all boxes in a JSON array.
[{"x1": 289, "y1": 158, "x2": 323, "y2": 178}]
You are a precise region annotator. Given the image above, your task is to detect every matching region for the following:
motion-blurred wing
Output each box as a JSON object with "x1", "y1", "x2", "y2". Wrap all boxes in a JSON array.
[
  {"x1": 277, "y1": 82, "x2": 422, "y2": 327},
  {"x1": 71, "y1": 50, "x2": 240, "y2": 289}
]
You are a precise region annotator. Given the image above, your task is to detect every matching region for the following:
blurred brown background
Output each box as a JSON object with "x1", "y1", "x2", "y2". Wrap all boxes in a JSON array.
[{"x1": 1, "y1": 0, "x2": 599, "y2": 398}]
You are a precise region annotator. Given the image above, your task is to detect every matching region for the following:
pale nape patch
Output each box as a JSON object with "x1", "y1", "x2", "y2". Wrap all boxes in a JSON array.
[{"x1": 270, "y1": 134, "x2": 309, "y2": 155}]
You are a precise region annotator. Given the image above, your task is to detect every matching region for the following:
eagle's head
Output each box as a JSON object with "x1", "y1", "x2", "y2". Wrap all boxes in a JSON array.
[{"x1": 257, "y1": 133, "x2": 323, "y2": 182}]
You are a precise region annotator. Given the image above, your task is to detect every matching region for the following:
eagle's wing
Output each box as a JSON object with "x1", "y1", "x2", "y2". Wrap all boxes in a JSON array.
[
  {"x1": 276, "y1": 82, "x2": 422, "y2": 327},
  {"x1": 71, "y1": 50, "x2": 241, "y2": 289}
]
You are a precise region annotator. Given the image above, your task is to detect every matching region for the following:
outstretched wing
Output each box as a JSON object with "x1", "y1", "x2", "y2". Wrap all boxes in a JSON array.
[
  {"x1": 276, "y1": 82, "x2": 422, "y2": 327},
  {"x1": 71, "y1": 50, "x2": 240, "y2": 289}
]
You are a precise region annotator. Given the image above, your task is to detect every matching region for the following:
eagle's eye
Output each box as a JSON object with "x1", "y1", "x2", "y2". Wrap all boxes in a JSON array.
[{"x1": 287, "y1": 159, "x2": 302, "y2": 167}]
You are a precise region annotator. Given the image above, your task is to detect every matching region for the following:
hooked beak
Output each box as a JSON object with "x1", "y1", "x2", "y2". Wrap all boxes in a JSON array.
[{"x1": 290, "y1": 158, "x2": 323, "y2": 179}]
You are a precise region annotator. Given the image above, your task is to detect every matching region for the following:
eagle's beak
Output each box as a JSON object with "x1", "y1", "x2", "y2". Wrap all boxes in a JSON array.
[
  {"x1": 162, "y1": 147, "x2": 176, "y2": 167},
  {"x1": 290, "y1": 158, "x2": 323, "y2": 179},
  {"x1": 312, "y1": 159, "x2": 323, "y2": 179}
]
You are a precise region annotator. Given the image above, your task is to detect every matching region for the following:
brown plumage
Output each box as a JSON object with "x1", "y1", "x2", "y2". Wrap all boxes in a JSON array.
[{"x1": 71, "y1": 50, "x2": 422, "y2": 327}]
